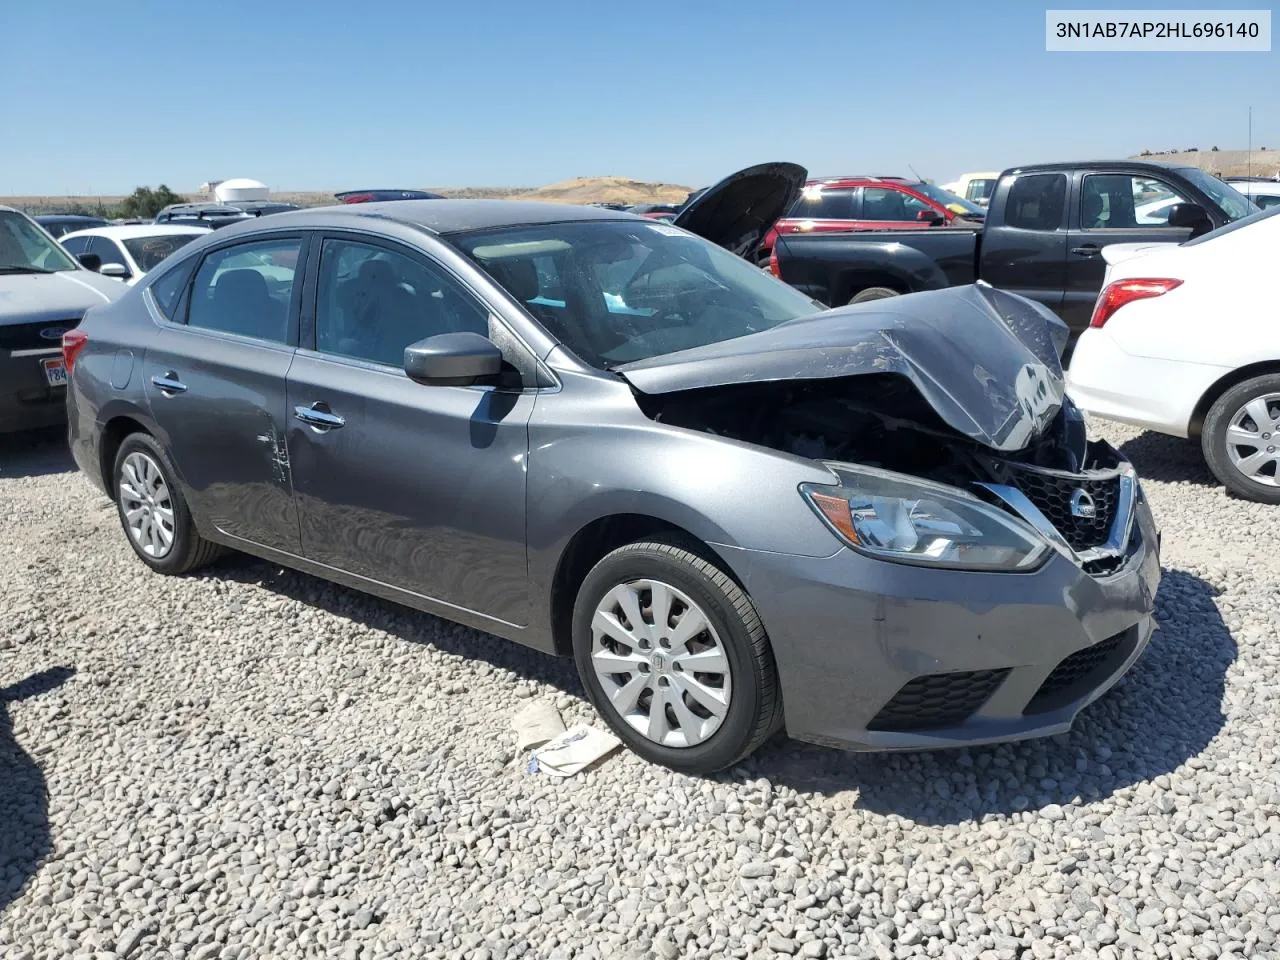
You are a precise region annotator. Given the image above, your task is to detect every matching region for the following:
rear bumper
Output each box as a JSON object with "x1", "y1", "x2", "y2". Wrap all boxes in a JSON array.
[
  {"x1": 1067, "y1": 330, "x2": 1228, "y2": 438},
  {"x1": 0, "y1": 350, "x2": 67, "y2": 433},
  {"x1": 713, "y1": 497, "x2": 1160, "y2": 752}
]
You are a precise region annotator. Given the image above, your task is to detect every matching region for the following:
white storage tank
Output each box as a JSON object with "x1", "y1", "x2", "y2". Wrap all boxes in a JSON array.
[{"x1": 214, "y1": 178, "x2": 270, "y2": 203}]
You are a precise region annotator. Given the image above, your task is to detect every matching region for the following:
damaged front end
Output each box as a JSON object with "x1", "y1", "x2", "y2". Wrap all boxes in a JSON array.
[{"x1": 622, "y1": 285, "x2": 1140, "y2": 575}]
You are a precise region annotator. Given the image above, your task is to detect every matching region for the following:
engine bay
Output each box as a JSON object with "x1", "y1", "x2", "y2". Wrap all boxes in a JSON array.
[{"x1": 637, "y1": 373, "x2": 1118, "y2": 487}]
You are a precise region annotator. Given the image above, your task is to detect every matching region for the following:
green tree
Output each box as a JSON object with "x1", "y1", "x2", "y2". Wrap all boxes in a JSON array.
[{"x1": 117, "y1": 184, "x2": 187, "y2": 219}]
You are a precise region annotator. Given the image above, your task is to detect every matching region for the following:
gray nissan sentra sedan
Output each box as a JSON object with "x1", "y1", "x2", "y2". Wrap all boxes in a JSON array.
[{"x1": 66, "y1": 179, "x2": 1160, "y2": 773}]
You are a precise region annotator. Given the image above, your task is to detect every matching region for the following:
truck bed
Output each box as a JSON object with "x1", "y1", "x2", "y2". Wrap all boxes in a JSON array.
[{"x1": 774, "y1": 226, "x2": 981, "y2": 307}]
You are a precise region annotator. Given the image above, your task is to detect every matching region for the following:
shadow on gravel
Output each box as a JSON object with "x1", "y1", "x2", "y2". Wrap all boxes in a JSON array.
[
  {"x1": 193, "y1": 557, "x2": 586, "y2": 697},
  {"x1": 0, "y1": 427, "x2": 75, "y2": 480},
  {"x1": 193, "y1": 557, "x2": 1233, "y2": 823},
  {"x1": 1117, "y1": 430, "x2": 1217, "y2": 487},
  {"x1": 0, "y1": 665, "x2": 75, "y2": 913},
  {"x1": 745, "y1": 568, "x2": 1234, "y2": 824}
]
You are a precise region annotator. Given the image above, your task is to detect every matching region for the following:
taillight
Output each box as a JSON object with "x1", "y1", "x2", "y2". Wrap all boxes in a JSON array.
[
  {"x1": 62, "y1": 329, "x2": 89, "y2": 373},
  {"x1": 768, "y1": 248, "x2": 780, "y2": 278},
  {"x1": 1090, "y1": 278, "x2": 1182, "y2": 329}
]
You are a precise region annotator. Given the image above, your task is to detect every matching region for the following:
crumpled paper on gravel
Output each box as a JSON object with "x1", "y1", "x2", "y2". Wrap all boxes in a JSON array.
[
  {"x1": 525, "y1": 725, "x2": 620, "y2": 777},
  {"x1": 511, "y1": 699, "x2": 566, "y2": 751}
]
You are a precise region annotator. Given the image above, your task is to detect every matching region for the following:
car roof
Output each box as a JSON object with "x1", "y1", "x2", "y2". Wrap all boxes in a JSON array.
[
  {"x1": 237, "y1": 199, "x2": 645, "y2": 236},
  {"x1": 60, "y1": 224, "x2": 213, "y2": 240},
  {"x1": 1001, "y1": 160, "x2": 1191, "y2": 175},
  {"x1": 35, "y1": 214, "x2": 106, "y2": 222},
  {"x1": 805, "y1": 176, "x2": 910, "y2": 188}
]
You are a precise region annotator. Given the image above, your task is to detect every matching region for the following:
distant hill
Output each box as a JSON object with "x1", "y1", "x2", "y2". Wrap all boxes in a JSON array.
[
  {"x1": 1129, "y1": 148, "x2": 1280, "y2": 178},
  {"x1": 514, "y1": 176, "x2": 692, "y2": 205},
  {"x1": 2, "y1": 176, "x2": 694, "y2": 216}
]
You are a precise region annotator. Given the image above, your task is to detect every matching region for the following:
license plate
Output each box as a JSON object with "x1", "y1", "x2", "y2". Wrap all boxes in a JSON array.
[{"x1": 42, "y1": 357, "x2": 67, "y2": 387}]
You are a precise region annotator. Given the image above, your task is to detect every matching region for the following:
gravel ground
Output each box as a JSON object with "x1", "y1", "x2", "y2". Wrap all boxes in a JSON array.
[{"x1": 1, "y1": 420, "x2": 1278, "y2": 960}]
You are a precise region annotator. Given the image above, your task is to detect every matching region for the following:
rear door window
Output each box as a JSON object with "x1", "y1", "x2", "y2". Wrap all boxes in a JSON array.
[
  {"x1": 186, "y1": 238, "x2": 302, "y2": 342},
  {"x1": 786, "y1": 188, "x2": 857, "y2": 220},
  {"x1": 1005, "y1": 174, "x2": 1067, "y2": 230}
]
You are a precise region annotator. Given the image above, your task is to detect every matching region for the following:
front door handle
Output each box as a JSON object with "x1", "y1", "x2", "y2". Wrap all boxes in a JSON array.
[
  {"x1": 1070, "y1": 244, "x2": 1101, "y2": 258},
  {"x1": 150, "y1": 372, "x2": 187, "y2": 394},
  {"x1": 294, "y1": 402, "x2": 345, "y2": 430}
]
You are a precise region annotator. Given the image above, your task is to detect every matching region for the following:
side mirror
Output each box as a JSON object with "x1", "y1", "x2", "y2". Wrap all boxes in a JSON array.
[
  {"x1": 1166, "y1": 201, "x2": 1212, "y2": 237},
  {"x1": 916, "y1": 209, "x2": 946, "y2": 225},
  {"x1": 77, "y1": 253, "x2": 102, "y2": 272},
  {"x1": 99, "y1": 262, "x2": 131, "y2": 279},
  {"x1": 404, "y1": 332, "x2": 503, "y2": 386}
]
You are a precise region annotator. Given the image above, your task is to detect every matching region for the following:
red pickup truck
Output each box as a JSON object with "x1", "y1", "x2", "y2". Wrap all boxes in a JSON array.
[{"x1": 758, "y1": 175, "x2": 985, "y2": 263}]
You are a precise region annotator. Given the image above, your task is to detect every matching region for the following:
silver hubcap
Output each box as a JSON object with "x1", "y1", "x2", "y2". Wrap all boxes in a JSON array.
[
  {"x1": 119, "y1": 452, "x2": 176, "y2": 558},
  {"x1": 1226, "y1": 393, "x2": 1280, "y2": 487},
  {"x1": 590, "y1": 579, "x2": 732, "y2": 748}
]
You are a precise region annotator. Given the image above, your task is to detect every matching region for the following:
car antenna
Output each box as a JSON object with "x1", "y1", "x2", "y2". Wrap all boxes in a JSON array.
[{"x1": 908, "y1": 163, "x2": 927, "y2": 183}]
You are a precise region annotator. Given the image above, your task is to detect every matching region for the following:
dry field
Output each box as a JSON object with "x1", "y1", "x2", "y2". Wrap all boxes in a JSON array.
[{"x1": 1, "y1": 177, "x2": 694, "y2": 216}]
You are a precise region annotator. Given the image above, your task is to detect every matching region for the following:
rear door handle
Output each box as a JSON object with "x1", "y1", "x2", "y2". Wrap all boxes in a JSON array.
[
  {"x1": 150, "y1": 372, "x2": 187, "y2": 394},
  {"x1": 294, "y1": 403, "x2": 345, "y2": 430},
  {"x1": 1070, "y1": 244, "x2": 1101, "y2": 258}
]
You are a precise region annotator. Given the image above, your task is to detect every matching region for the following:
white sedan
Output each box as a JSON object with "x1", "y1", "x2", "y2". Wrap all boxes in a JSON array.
[
  {"x1": 1067, "y1": 205, "x2": 1280, "y2": 502},
  {"x1": 58, "y1": 224, "x2": 210, "y2": 286}
]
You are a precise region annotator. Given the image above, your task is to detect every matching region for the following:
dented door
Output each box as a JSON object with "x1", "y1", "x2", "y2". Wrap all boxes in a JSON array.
[{"x1": 142, "y1": 324, "x2": 301, "y2": 555}]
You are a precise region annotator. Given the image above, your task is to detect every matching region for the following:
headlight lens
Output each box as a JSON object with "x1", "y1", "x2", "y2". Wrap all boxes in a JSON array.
[{"x1": 800, "y1": 463, "x2": 1048, "y2": 571}]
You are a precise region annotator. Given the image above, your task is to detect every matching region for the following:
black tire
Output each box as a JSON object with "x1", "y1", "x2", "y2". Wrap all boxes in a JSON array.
[
  {"x1": 848, "y1": 286, "x2": 900, "y2": 305},
  {"x1": 1201, "y1": 374, "x2": 1280, "y2": 504},
  {"x1": 113, "y1": 433, "x2": 225, "y2": 574},
  {"x1": 572, "y1": 537, "x2": 782, "y2": 773}
]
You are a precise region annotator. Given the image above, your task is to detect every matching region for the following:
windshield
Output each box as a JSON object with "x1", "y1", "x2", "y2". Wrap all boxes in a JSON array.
[
  {"x1": 1180, "y1": 168, "x2": 1258, "y2": 221},
  {"x1": 454, "y1": 220, "x2": 824, "y2": 367},
  {"x1": 123, "y1": 234, "x2": 203, "y2": 272},
  {"x1": 911, "y1": 182, "x2": 985, "y2": 216},
  {"x1": 0, "y1": 211, "x2": 79, "y2": 272}
]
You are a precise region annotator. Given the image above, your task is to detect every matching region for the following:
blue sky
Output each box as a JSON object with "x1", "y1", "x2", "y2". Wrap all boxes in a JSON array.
[{"x1": 1, "y1": 0, "x2": 1275, "y2": 194}]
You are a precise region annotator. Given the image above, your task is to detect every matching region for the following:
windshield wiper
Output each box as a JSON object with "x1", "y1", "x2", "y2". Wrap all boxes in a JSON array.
[{"x1": 0, "y1": 264, "x2": 55, "y2": 274}]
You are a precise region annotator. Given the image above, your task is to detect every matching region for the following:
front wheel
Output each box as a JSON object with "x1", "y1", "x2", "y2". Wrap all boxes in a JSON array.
[
  {"x1": 1201, "y1": 375, "x2": 1280, "y2": 503},
  {"x1": 572, "y1": 538, "x2": 782, "y2": 773}
]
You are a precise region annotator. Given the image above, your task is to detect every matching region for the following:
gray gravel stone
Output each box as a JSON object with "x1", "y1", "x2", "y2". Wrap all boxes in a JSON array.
[{"x1": 0, "y1": 420, "x2": 1277, "y2": 960}]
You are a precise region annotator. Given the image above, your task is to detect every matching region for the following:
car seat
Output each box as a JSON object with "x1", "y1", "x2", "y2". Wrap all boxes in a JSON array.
[{"x1": 209, "y1": 269, "x2": 281, "y2": 339}]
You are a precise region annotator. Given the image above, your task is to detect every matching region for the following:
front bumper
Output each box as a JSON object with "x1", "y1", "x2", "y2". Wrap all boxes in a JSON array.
[
  {"x1": 714, "y1": 495, "x2": 1160, "y2": 751},
  {"x1": 0, "y1": 350, "x2": 67, "y2": 433}
]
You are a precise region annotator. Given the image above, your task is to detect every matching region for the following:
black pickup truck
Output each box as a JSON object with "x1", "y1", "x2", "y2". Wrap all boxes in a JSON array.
[{"x1": 772, "y1": 161, "x2": 1257, "y2": 335}]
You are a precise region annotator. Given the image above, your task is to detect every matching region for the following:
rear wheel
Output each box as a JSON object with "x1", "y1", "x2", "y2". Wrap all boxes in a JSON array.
[
  {"x1": 1201, "y1": 375, "x2": 1280, "y2": 503},
  {"x1": 114, "y1": 433, "x2": 224, "y2": 574},
  {"x1": 572, "y1": 538, "x2": 781, "y2": 773},
  {"x1": 849, "y1": 286, "x2": 900, "y2": 305}
]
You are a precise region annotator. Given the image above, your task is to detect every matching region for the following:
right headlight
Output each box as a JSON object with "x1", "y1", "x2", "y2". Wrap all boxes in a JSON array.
[{"x1": 800, "y1": 463, "x2": 1049, "y2": 572}]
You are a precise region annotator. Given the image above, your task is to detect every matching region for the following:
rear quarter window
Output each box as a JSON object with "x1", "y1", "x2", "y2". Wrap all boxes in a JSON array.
[{"x1": 147, "y1": 257, "x2": 198, "y2": 321}]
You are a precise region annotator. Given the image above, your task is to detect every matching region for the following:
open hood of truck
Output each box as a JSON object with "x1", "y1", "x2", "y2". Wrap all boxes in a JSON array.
[
  {"x1": 671, "y1": 162, "x2": 807, "y2": 257},
  {"x1": 617, "y1": 284, "x2": 1071, "y2": 452}
]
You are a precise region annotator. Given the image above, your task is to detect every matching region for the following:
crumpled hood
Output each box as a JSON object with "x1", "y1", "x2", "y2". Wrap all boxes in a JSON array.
[
  {"x1": 0, "y1": 270, "x2": 124, "y2": 325},
  {"x1": 618, "y1": 284, "x2": 1071, "y2": 452}
]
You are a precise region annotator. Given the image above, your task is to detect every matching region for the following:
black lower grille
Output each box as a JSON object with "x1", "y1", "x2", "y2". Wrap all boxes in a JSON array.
[
  {"x1": 1025, "y1": 629, "x2": 1134, "y2": 714},
  {"x1": 0, "y1": 318, "x2": 79, "y2": 353},
  {"x1": 1008, "y1": 465, "x2": 1119, "y2": 552},
  {"x1": 869, "y1": 668, "x2": 1010, "y2": 731}
]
